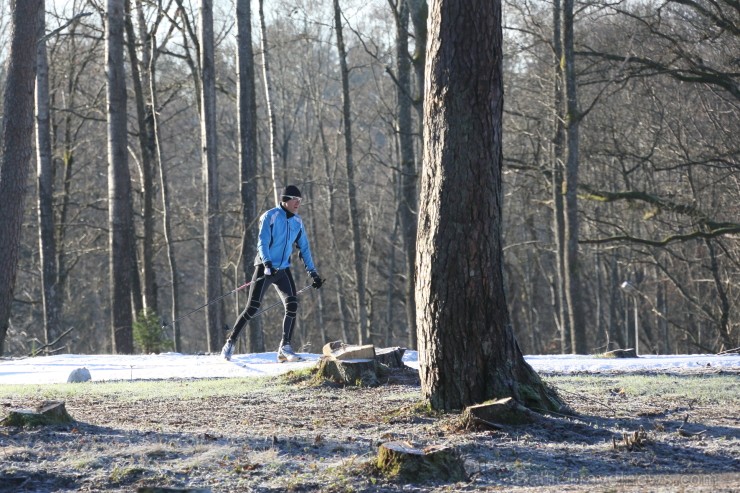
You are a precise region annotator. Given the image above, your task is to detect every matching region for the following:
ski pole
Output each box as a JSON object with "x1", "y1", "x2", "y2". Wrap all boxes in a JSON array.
[
  {"x1": 221, "y1": 283, "x2": 315, "y2": 329},
  {"x1": 163, "y1": 276, "x2": 265, "y2": 328}
]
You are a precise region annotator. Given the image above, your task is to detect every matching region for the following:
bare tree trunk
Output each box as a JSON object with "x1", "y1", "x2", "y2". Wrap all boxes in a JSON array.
[
  {"x1": 333, "y1": 0, "x2": 369, "y2": 344},
  {"x1": 418, "y1": 0, "x2": 563, "y2": 412},
  {"x1": 258, "y1": 0, "x2": 279, "y2": 205},
  {"x1": 561, "y1": 0, "x2": 586, "y2": 354},
  {"x1": 551, "y1": 0, "x2": 570, "y2": 354},
  {"x1": 200, "y1": 0, "x2": 222, "y2": 352},
  {"x1": 145, "y1": 7, "x2": 182, "y2": 350},
  {"x1": 409, "y1": 0, "x2": 426, "y2": 348},
  {"x1": 390, "y1": 0, "x2": 419, "y2": 349},
  {"x1": 36, "y1": 3, "x2": 62, "y2": 352},
  {"x1": 236, "y1": 0, "x2": 263, "y2": 352},
  {"x1": 0, "y1": 0, "x2": 42, "y2": 355},
  {"x1": 124, "y1": 0, "x2": 157, "y2": 314},
  {"x1": 311, "y1": 93, "x2": 351, "y2": 343},
  {"x1": 705, "y1": 239, "x2": 733, "y2": 350},
  {"x1": 107, "y1": 0, "x2": 135, "y2": 353},
  {"x1": 409, "y1": 0, "x2": 427, "y2": 123},
  {"x1": 306, "y1": 182, "x2": 327, "y2": 344}
]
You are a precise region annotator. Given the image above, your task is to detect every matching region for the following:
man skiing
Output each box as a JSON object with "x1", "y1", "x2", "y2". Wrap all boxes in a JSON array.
[{"x1": 221, "y1": 185, "x2": 324, "y2": 362}]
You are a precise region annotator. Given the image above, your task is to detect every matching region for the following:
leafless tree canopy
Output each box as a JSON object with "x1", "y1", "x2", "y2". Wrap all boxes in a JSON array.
[{"x1": 0, "y1": 0, "x2": 737, "y2": 356}]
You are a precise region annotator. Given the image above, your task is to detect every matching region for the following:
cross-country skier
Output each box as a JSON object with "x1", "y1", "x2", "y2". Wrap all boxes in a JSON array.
[{"x1": 221, "y1": 185, "x2": 324, "y2": 362}]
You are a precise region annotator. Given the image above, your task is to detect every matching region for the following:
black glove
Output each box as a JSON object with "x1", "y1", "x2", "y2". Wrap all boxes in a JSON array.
[
  {"x1": 264, "y1": 262, "x2": 277, "y2": 277},
  {"x1": 310, "y1": 271, "x2": 324, "y2": 289}
]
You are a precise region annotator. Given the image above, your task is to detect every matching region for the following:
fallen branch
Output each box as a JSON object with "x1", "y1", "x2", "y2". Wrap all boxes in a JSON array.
[{"x1": 28, "y1": 327, "x2": 74, "y2": 357}]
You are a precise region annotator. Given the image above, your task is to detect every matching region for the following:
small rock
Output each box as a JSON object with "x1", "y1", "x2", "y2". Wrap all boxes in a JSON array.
[{"x1": 67, "y1": 367, "x2": 91, "y2": 383}]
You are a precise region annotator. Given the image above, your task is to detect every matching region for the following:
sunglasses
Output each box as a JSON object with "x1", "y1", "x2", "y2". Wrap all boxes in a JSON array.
[{"x1": 283, "y1": 195, "x2": 302, "y2": 203}]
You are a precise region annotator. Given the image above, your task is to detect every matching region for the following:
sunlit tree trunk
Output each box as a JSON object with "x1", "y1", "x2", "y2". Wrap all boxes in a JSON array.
[
  {"x1": 551, "y1": 0, "x2": 570, "y2": 353},
  {"x1": 107, "y1": 0, "x2": 135, "y2": 353},
  {"x1": 417, "y1": 0, "x2": 563, "y2": 412}
]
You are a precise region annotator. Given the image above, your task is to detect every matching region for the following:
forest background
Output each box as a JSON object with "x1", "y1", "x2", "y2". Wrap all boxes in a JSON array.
[{"x1": 0, "y1": 0, "x2": 737, "y2": 358}]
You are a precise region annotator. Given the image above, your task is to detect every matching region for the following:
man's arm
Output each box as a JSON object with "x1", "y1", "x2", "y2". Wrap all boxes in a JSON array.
[
  {"x1": 295, "y1": 223, "x2": 316, "y2": 274},
  {"x1": 256, "y1": 211, "x2": 273, "y2": 265}
]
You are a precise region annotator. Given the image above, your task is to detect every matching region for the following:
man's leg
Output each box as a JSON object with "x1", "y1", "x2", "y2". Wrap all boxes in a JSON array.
[
  {"x1": 273, "y1": 269, "x2": 301, "y2": 362},
  {"x1": 222, "y1": 266, "x2": 269, "y2": 359}
]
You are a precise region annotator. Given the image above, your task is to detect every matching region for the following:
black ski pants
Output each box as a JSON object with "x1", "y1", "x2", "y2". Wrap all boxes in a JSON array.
[{"x1": 226, "y1": 264, "x2": 298, "y2": 348}]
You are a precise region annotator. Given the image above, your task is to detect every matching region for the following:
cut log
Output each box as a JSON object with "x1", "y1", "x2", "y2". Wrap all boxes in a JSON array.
[
  {"x1": 376, "y1": 441, "x2": 466, "y2": 482},
  {"x1": 1, "y1": 400, "x2": 73, "y2": 427},
  {"x1": 463, "y1": 397, "x2": 539, "y2": 428},
  {"x1": 602, "y1": 348, "x2": 638, "y2": 358},
  {"x1": 316, "y1": 357, "x2": 378, "y2": 387},
  {"x1": 375, "y1": 347, "x2": 406, "y2": 368},
  {"x1": 322, "y1": 341, "x2": 376, "y2": 360}
]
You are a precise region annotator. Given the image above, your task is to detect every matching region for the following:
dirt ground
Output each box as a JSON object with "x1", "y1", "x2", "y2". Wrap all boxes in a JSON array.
[{"x1": 1, "y1": 367, "x2": 739, "y2": 492}]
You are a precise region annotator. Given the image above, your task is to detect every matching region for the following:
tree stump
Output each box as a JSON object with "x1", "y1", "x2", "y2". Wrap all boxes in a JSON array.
[
  {"x1": 1, "y1": 400, "x2": 73, "y2": 427},
  {"x1": 375, "y1": 347, "x2": 406, "y2": 368},
  {"x1": 376, "y1": 441, "x2": 466, "y2": 482},
  {"x1": 462, "y1": 397, "x2": 539, "y2": 429},
  {"x1": 316, "y1": 357, "x2": 378, "y2": 387}
]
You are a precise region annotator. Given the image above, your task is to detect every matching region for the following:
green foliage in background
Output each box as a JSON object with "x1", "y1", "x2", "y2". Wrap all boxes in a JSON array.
[{"x1": 133, "y1": 308, "x2": 171, "y2": 354}]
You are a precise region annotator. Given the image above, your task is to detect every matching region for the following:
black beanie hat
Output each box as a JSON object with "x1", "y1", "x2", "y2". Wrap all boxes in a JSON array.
[{"x1": 281, "y1": 185, "x2": 301, "y2": 201}]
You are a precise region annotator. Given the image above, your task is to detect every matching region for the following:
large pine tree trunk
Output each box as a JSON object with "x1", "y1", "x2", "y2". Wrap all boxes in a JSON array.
[
  {"x1": 0, "y1": 0, "x2": 42, "y2": 355},
  {"x1": 417, "y1": 0, "x2": 563, "y2": 412},
  {"x1": 107, "y1": 0, "x2": 135, "y2": 353}
]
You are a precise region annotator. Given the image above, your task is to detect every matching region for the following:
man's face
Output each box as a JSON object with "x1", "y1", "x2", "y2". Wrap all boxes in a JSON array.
[{"x1": 283, "y1": 196, "x2": 302, "y2": 214}]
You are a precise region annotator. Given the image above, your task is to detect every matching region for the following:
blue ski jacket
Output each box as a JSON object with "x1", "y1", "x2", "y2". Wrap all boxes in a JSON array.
[{"x1": 255, "y1": 206, "x2": 317, "y2": 274}]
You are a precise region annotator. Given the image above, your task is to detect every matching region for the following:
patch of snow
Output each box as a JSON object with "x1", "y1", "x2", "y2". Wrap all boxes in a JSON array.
[{"x1": 0, "y1": 351, "x2": 737, "y2": 385}]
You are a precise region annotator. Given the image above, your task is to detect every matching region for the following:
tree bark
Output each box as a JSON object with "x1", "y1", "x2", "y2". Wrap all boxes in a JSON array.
[
  {"x1": 200, "y1": 0, "x2": 223, "y2": 352},
  {"x1": 334, "y1": 0, "x2": 369, "y2": 344},
  {"x1": 146, "y1": 5, "x2": 182, "y2": 351},
  {"x1": 107, "y1": 0, "x2": 135, "y2": 353},
  {"x1": 417, "y1": 0, "x2": 564, "y2": 412},
  {"x1": 561, "y1": 0, "x2": 586, "y2": 354},
  {"x1": 236, "y1": 0, "x2": 263, "y2": 352},
  {"x1": 125, "y1": 0, "x2": 158, "y2": 314},
  {"x1": 390, "y1": 0, "x2": 419, "y2": 349},
  {"x1": 258, "y1": 0, "x2": 280, "y2": 205},
  {"x1": 408, "y1": 0, "x2": 427, "y2": 349},
  {"x1": 551, "y1": 0, "x2": 570, "y2": 354},
  {"x1": 0, "y1": 0, "x2": 42, "y2": 355},
  {"x1": 36, "y1": 2, "x2": 62, "y2": 352}
]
